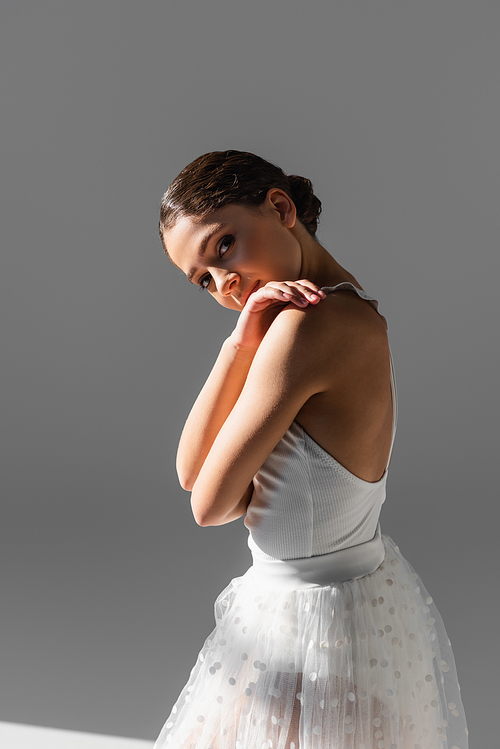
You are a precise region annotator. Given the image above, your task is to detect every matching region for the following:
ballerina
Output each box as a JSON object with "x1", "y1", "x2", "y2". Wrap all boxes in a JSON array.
[{"x1": 155, "y1": 150, "x2": 468, "y2": 749}]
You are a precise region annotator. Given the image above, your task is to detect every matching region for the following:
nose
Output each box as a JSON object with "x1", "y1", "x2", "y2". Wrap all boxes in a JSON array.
[{"x1": 215, "y1": 270, "x2": 240, "y2": 297}]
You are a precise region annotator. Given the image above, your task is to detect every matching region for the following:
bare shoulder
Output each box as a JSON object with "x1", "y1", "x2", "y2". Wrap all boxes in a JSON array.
[{"x1": 258, "y1": 288, "x2": 389, "y2": 388}]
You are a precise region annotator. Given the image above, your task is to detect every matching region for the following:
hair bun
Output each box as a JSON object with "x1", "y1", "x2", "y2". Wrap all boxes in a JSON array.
[
  {"x1": 286, "y1": 175, "x2": 322, "y2": 236},
  {"x1": 159, "y1": 151, "x2": 323, "y2": 244}
]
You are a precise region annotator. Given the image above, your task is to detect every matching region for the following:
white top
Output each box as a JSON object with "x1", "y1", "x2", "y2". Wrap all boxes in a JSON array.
[{"x1": 244, "y1": 282, "x2": 397, "y2": 561}]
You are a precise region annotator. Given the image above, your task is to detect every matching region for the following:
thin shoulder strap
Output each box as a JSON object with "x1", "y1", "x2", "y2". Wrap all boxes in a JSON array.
[
  {"x1": 386, "y1": 344, "x2": 398, "y2": 471},
  {"x1": 320, "y1": 281, "x2": 388, "y2": 331},
  {"x1": 321, "y1": 282, "x2": 398, "y2": 471}
]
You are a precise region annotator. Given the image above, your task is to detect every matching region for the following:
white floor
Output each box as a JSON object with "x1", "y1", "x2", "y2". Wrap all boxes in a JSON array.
[{"x1": 0, "y1": 722, "x2": 153, "y2": 748}]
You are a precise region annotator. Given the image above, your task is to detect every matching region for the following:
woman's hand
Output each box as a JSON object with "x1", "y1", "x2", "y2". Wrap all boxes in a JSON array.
[{"x1": 229, "y1": 280, "x2": 326, "y2": 352}]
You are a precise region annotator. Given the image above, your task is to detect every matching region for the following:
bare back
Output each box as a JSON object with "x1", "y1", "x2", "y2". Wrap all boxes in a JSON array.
[{"x1": 294, "y1": 285, "x2": 394, "y2": 483}]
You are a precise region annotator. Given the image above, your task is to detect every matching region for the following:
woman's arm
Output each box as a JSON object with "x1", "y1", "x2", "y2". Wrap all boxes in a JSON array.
[
  {"x1": 176, "y1": 339, "x2": 256, "y2": 491},
  {"x1": 190, "y1": 300, "x2": 341, "y2": 526},
  {"x1": 176, "y1": 280, "x2": 325, "y2": 490},
  {"x1": 216, "y1": 481, "x2": 254, "y2": 524}
]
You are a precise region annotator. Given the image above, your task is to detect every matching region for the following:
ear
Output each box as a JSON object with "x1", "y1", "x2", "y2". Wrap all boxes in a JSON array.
[{"x1": 264, "y1": 188, "x2": 297, "y2": 229}]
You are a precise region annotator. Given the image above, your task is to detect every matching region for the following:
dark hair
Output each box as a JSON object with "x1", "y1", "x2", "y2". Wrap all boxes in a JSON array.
[{"x1": 159, "y1": 150, "x2": 322, "y2": 249}]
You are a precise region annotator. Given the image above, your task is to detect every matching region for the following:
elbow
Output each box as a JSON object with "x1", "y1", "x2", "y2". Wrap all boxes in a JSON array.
[
  {"x1": 190, "y1": 488, "x2": 220, "y2": 527},
  {"x1": 192, "y1": 509, "x2": 204, "y2": 526},
  {"x1": 191, "y1": 503, "x2": 213, "y2": 527},
  {"x1": 189, "y1": 485, "x2": 208, "y2": 526},
  {"x1": 179, "y1": 474, "x2": 194, "y2": 492},
  {"x1": 176, "y1": 457, "x2": 196, "y2": 492},
  {"x1": 192, "y1": 504, "x2": 234, "y2": 527},
  {"x1": 177, "y1": 464, "x2": 214, "y2": 524}
]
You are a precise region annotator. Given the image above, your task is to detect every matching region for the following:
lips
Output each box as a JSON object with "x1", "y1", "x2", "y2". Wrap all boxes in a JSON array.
[{"x1": 243, "y1": 281, "x2": 260, "y2": 307}]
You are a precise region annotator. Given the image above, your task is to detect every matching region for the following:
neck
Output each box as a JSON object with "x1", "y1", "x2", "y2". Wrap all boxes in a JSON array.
[{"x1": 295, "y1": 227, "x2": 360, "y2": 289}]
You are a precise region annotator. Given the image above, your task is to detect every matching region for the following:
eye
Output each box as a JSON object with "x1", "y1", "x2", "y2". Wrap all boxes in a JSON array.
[
  {"x1": 198, "y1": 235, "x2": 233, "y2": 290},
  {"x1": 199, "y1": 273, "x2": 212, "y2": 290},
  {"x1": 218, "y1": 235, "x2": 233, "y2": 257}
]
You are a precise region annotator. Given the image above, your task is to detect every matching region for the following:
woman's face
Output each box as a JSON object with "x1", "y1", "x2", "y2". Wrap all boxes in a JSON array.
[{"x1": 164, "y1": 190, "x2": 303, "y2": 311}]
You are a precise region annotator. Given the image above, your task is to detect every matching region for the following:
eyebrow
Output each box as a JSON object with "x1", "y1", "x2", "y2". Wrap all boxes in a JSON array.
[{"x1": 186, "y1": 223, "x2": 227, "y2": 283}]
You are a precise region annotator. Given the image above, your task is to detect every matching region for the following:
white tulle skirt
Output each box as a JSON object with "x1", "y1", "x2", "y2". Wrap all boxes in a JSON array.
[{"x1": 154, "y1": 535, "x2": 468, "y2": 749}]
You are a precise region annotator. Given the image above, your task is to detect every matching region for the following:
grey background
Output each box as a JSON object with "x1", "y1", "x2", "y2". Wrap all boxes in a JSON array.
[{"x1": 1, "y1": 0, "x2": 498, "y2": 743}]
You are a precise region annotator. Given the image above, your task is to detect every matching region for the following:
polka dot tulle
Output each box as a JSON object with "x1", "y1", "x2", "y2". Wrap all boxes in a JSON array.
[{"x1": 154, "y1": 536, "x2": 468, "y2": 749}]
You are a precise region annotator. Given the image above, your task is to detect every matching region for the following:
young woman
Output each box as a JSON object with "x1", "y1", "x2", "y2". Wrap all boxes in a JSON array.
[{"x1": 155, "y1": 151, "x2": 468, "y2": 749}]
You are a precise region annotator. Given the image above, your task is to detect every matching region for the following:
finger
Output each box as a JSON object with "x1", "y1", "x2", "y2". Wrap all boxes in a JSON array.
[
  {"x1": 294, "y1": 280, "x2": 326, "y2": 298},
  {"x1": 250, "y1": 284, "x2": 306, "y2": 308},
  {"x1": 281, "y1": 282, "x2": 323, "y2": 303},
  {"x1": 266, "y1": 283, "x2": 309, "y2": 305},
  {"x1": 274, "y1": 279, "x2": 324, "y2": 298},
  {"x1": 260, "y1": 281, "x2": 325, "y2": 307}
]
